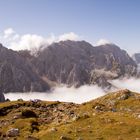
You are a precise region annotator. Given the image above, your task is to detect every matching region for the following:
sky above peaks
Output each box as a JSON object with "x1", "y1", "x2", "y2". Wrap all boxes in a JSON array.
[{"x1": 0, "y1": 0, "x2": 140, "y2": 54}]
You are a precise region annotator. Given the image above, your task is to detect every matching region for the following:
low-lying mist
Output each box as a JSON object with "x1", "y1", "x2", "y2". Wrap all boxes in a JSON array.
[
  {"x1": 111, "y1": 77, "x2": 140, "y2": 92},
  {"x1": 4, "y1": 77, "x2": 140, "y2": 104},
  {"x1": 4, "y1": 85, "x2": 105, "y2": 104}
]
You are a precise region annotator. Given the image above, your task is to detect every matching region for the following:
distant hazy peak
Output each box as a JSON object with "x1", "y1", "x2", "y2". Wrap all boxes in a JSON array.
[{"x1": 132, "y1": 53, "x2": 140, "y2": 64}]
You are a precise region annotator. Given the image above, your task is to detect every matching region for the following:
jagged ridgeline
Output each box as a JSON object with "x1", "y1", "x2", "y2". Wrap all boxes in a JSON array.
[
  {"x1": 30, "y1": 40, "x2": 136, "y2": 87},
  {"x1": 0, "y1": 40, "x2": 138, "y2": 101}
]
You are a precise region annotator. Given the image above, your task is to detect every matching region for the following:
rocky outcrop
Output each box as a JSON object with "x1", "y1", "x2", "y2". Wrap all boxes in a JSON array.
[
  {"x1": 31, "y1": 41, "x2": 137, "y2": 88},
  {"x1": 0, "y1": 44, "x2": 50, "y2": 93},
  {"x1": 6, "y1": 128, "x2": 19, "y2": 137}
]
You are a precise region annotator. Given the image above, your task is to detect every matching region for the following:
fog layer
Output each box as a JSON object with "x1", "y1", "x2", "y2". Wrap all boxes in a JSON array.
[
  {"x1": 4, "y1": 77, "x2": 140, "y2": 103},
  {"x1": 4, "y1": 85, "x2": 105, "y2": 103},
  {"x1": 111, "y1": 77, "x2": 140, "y2": 93}
]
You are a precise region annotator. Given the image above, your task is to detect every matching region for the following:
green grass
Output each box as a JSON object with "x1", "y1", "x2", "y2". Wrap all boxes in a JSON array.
[{"x1": 0, "y1": 90, "x2": 140, "y2": 140}]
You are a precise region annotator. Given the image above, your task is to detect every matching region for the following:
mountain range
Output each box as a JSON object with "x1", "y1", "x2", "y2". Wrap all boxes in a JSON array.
[{"x1": 0, "y1": 40, "x2": 139, "y2": 101}]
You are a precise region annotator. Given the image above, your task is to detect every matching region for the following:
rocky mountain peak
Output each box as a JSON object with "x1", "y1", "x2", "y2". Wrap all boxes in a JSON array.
[
  {"x1": 31, "y1": 40, "x2": 137, "y2": 88},
  {"x1": 132, "y1": 53, "x2": 140, "y2": 64},
  {"x1": 0, "y1": 40, "x2": 138, "y2": 101}
]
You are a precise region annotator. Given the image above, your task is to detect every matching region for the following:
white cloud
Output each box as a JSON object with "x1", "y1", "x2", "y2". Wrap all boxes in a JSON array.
[
  {"x1": 46, "y1": 33, "x2": 56, "y2": 45},
  {"x1": 12, "y1": 34, "x2": 20, "y2": 40},
  {"x1": 58, "y1": 32, "x2": 79, "y2": 41},
  {"x1": 0, "y1": 28, "x2": 80, "y2": 51},
  {"x1": 96, "y1": 39, "x2": 112, "y2": 46},
  {"x1": 10, "y1": 34, "x2": 47, "y2": 51},
  {"x1": 4, "y1": 28, "x2": 15, "y2": 38}
]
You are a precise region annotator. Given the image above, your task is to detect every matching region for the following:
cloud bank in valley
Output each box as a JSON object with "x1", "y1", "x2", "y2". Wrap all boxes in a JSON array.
[
  {"x1": 4, "y1": 85, "x2": 105, "y2": 104},
  {"x1": 111, "y1": 77, "x2": 140, "y2": 93},
  {"x1": 4, "y1": 77, "x2": 140, "y2": 104}
]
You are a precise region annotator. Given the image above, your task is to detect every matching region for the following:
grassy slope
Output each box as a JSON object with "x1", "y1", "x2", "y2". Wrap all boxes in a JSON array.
[{"x1": 0, "y1": 90, "x2": 140, "y2": 140}]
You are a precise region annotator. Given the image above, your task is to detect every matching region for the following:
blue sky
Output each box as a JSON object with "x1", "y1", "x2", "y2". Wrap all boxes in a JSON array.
[{"x1": 0, "y1": 0, "x2": 140, "y2": 54}]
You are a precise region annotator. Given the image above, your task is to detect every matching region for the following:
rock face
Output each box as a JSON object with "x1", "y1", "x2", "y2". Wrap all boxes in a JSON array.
[
  {"x1": 0, "y1": 41, "x2": 137, "y2": 98},
  {"x1": 0, "y1": 44, "x2": 50, "y2": 94},
  {"x1": 31, "y1": 40, "x2": 137, "y2": 88}
]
